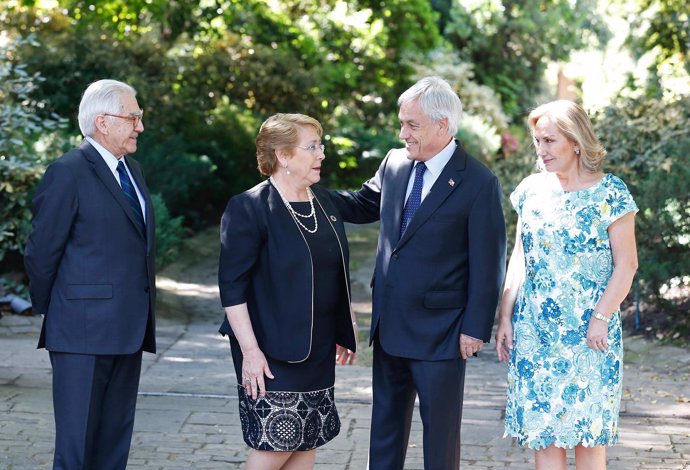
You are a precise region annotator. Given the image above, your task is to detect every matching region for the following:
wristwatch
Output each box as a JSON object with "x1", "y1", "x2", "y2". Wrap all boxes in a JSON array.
[{"x1": 592, "y1": 311, "x2": 610, "y2": 323}]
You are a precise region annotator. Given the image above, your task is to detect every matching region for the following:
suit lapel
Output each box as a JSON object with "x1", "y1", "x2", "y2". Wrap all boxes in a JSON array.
[
  {"x1": 81, "y1": 141, "x2": 146, "y2": 241},
  {"x1": 124, "y1": 156, "x2": 154, "y2": 247},
  {"x1": 396, "y1": 144, "x2": 467, "y2": 246},
  {"x1": 383, "y1": 153, "x2": 414, "y2": 250}
]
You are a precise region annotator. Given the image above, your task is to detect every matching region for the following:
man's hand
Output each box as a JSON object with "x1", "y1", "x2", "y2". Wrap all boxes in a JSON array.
[{"x1": 459, "y1": 334, "x2": 484, "y2": 360}]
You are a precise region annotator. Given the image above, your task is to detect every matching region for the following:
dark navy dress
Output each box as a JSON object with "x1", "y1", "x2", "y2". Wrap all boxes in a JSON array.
[{"x1": 229, "y1": 201, "x2": 344, "y2": 451}]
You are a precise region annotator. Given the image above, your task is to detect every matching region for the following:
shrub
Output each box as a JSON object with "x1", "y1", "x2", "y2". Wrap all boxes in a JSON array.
[
  {"x1": 150, "y1": 193, "x2": 185, "y2": 269},
  {"x1": 0, "y1": 33, "x2": 66, "y2": 279},
  {"x1": 0, "y1": 158, "x2": 42, "y2": 266},
  {"x1": 594, "y1": 96, "x2": 690, "y2": 312}
]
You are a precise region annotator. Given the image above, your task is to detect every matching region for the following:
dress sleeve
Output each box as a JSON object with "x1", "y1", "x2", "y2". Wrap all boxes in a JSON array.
[
  {"x1": 509, "y1": 178, "x2": 528, "y2": 218},
  {"x1": 601, "y1": 175, "x2": 639, "y2": 229},
  {"x1": 218, "y1": 194, "x2": 264, "y2": 307}
]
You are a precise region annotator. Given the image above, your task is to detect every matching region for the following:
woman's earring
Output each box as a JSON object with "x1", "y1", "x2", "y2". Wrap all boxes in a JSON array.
[
  {"x1": 575, "y1": 148, "x2": 581, "y2": 156},
  {"x1": 283, "y1": 161, "x2": 290, "y2": 175}
]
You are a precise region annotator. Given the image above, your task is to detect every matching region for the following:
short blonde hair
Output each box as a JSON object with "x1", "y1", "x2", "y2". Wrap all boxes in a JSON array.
[
  {"x1": 528, "y1": 100, "x2": 606, "y2": 172},
  {"x1": 256, "y1": 113, "x2": 323, "y2": 176}
]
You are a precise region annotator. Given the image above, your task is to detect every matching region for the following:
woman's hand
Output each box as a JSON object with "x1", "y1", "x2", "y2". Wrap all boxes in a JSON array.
[
  {"x1": 336, "y1": 320, "x2": 358, "y2": 365},
  {"x1": 241, "y1": 347, "x2": 274, "y2": 399},
  {"x1": 495, "y1": 319, "x2": 514, "y2": 363},
  {"x1": 336, "y1": 344, "x2": 356, "y2": 365},
  {"x1": 586, "y1": 317, "x2": 609, "y2": 352},
  {"x1": 495, "y1": 219, "x2": 523, "y2": 364}
]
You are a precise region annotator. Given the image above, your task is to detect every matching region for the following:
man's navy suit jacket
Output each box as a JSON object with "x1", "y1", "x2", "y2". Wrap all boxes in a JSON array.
[
  {"x1": 25, "y1": 140, "x2": 156, "y2": 355},
  {"x1": 333, "y1": 142, "x2": 507, "y2": 360}
]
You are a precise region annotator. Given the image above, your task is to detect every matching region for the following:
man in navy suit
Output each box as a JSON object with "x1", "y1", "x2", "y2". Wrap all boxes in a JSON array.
[
  {"x1": 25, "y1": 79, "x2": 156, "y2": 470},
  {"x1": 334, "y1": 76, "x2": 506, "y2": 469}
]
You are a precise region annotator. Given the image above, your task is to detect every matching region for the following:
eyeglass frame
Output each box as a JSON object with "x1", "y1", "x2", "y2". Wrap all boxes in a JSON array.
[
  {"x1": 294, "y1": 143, "x2": 325, "y2": 153},
  {"x1": 102, "y1": 110, "x2": 144, "y2": 129}
]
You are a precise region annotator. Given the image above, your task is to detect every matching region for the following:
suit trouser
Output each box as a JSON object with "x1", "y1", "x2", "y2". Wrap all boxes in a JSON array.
[
  {"x1": 49, "y1": 350, "x2": 143, "y2": 470},
  {"x1": 368, "y1": 338, "x2": 466, "y2": 470}
]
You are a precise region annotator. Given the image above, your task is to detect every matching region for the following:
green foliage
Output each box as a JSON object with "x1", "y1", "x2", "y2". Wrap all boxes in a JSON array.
[
  {"x1": 489, "y1": 127, "x2": 538, "y2": 251},
  {"x1": 3, "y1": 0, "x2": 443, "y2": 204},
  {"x1": 0, "y1": 158, "x2": 42, "y2": 264},
  {"x1": 621, "y1": 0, "x2": 690, "y2": 100},
  {"x1": 628, "y1": 0, "x2": 689, "y2": 73},
  {"x1": 593, "y1": 95, "x2": 690, "y2": 308},
  {"x1": 442, "y1": 0, "x2": 610, "y2": 119},
  {"x1": 134, "y1": 134, "x2": 219, "y2": 228},
  {"x1": 0, "y1": 33, "x2": 66, "y2": 273},
  {"x1": 0, "y1": 34, "x2": 66, "y2": 164},
  {"x1": 150, "y1": 193, "x2": 185, "y2": 269}
]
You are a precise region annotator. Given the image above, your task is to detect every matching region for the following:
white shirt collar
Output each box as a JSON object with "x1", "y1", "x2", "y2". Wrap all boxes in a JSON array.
[
  {"x1": 85, "y1": 136, "x2": 121, "y2": 176},
  {"x1": 421, "y1": 139, "x2": 457, "y2": 176}
]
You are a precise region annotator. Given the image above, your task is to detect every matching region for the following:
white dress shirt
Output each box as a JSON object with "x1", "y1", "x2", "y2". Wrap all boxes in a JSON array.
[
  {"x1": 403, "y1": 139, "x2": 457, "y2": 204},
  {"x1": 86, "y1": 136, "x2": 146, "y2": 220}
]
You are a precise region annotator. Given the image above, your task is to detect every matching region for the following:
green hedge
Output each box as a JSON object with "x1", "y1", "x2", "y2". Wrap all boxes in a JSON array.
[
  {"x1": 594, "y1": 96, "x2": 690, "y2": 310},
  {"x1": 0, "y1": 158, "x2": 42, "y2": 265},
  {"x1": 150, "y1": 193, "x2": 186, "y2": 269}
]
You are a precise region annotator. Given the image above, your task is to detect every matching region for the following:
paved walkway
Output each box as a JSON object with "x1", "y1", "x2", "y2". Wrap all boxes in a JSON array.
[{"x1": 2, "y1": 226, "x2": 689, "y2": 469}]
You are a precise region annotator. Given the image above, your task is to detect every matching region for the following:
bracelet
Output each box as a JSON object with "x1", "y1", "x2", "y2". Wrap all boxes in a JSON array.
[{"x1": 592, "y1": 311, "x2": 610, "y2": 323}]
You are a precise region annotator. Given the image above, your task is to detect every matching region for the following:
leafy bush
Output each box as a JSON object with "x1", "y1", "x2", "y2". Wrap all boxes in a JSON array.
[
  {"x1": 0, "y1": 33, "x2": 66, "y2": 278},
  {"x1": 135, "y1": 134, "x2": 218, "y2": 229},
  {"x1": 593, "y1": 96, "x2": 690, "y2": 311},
  {"x1": 443, "y1": 0, "x2": 609, "y2": 120},
  {"x1": 150, "y1": 193, "x2": 185, "y2": 269},
  {"x1": 0, "y1": 159, "x2": 42, "y2": 266},
  {"x1": 4, "y1": 0, "x2": 443, "y2": 219},
  {"x1": 491, "y1": 142, "x2": 538, "y2": 249}
]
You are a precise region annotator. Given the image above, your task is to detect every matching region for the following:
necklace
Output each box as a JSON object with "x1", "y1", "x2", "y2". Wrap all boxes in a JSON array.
[{"x1": 269, "y1": 177, "x2": 318, "y2": 234}]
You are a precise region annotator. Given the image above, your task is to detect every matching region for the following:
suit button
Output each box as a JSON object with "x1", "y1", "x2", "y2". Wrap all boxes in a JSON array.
[
  {"x1": 392, "y1": 254, "x2": 399, "y2": 260},
  {"x1": 144, "y1": 286, "x2": 150, "y2": 293}
]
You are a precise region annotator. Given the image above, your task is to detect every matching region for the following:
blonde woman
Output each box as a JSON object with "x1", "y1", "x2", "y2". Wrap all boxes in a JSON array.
[{"x1": 496, "y1": 100, "x2": 638, "y2": 470}]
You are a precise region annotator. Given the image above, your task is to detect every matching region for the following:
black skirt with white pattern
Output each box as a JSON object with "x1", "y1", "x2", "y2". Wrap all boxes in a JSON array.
[{"x1": 236, "y1": 385, "x2": 340, "y2": 451}]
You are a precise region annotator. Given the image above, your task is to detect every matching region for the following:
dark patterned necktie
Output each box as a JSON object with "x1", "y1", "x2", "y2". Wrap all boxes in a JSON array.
[
  {"x1": 116, "y1": 160, "x2": 145, "y2": 232},
  {"x1": 400, "y1": 162, "x2": 426, "y2": 237}
]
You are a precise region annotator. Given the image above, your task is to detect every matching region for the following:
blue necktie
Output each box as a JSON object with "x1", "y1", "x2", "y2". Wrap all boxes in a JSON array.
[
  {"x1": 116, "y1": 160, "x2": 145, "y2": 232},
  {"x1": 400, "y1": 162, "x2": 426, "y2": 237}
]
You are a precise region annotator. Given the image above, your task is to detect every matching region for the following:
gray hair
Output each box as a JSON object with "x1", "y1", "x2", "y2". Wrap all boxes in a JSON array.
[
  {"x1": 398, "y1": 76, "x2": 463, "y2": 136},
  {"x1": 78, "y1": 79, "x2": 137, "y2": 137}
]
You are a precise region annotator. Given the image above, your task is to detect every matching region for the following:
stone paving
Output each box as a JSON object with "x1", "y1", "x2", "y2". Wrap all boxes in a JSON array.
[{"x1": 2, "y1": 226, "x2": 689, "y2": 470}]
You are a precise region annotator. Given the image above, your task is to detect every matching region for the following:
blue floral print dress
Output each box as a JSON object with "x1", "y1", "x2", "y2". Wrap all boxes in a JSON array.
[{"x1": 504, "y1": 172, "x2": 638, "y2": 449}]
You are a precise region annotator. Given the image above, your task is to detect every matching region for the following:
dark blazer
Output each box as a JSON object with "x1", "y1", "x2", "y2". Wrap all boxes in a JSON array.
[
  {"x1": 333, "y1": 142, "x2": 507, "y2": 360},
  {"x1": 218, "y1": 180, "x2": 366, "y2": 362},
  {"x1": 24, "y1": 140, "x2": 156, "y2": 355}
]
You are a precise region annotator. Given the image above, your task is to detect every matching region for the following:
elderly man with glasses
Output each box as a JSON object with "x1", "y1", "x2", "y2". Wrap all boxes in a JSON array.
[{"x1": 25, "y1": 79, "x2": 156, "y2": 470}]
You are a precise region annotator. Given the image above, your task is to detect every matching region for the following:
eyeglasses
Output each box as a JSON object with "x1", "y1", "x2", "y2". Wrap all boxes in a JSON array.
[
  {"x1": 295, "y1": 143, "x2": 325, "y2": 153},
  {"x1": 102, "y1": 110, "x2": 144, "y2": 129}
]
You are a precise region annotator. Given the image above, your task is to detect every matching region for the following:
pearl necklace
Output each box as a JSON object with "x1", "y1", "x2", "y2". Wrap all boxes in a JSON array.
[{"x1": 269, "y1": 177, "x2": 318, "y2": 234}]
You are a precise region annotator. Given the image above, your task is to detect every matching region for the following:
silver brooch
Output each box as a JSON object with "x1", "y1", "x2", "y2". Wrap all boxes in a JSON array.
[
  {"x1": 448, "y1": 178, "x2": 456, "y2": 187},
  {"x1": 330, "y1": 215, "x2": 337, "y2": 221}
]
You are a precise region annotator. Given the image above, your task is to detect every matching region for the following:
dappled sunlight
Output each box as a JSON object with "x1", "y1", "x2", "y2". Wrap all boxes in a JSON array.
[
  {"x1": 349, "y1": 385, "x2": 372, "y2": 395},
  {"x1": 162, "y1": 356, "x2": 195, "y2": 363},
  {"x1": 616, "y1": 429, "x2": 671, "y2": 450},
  {"x1": 156, "y1": 276, "x2": 218, "y2": 299},
  {"x1": 161, "y1": 356, "x2": 219, "y2": 364}
]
